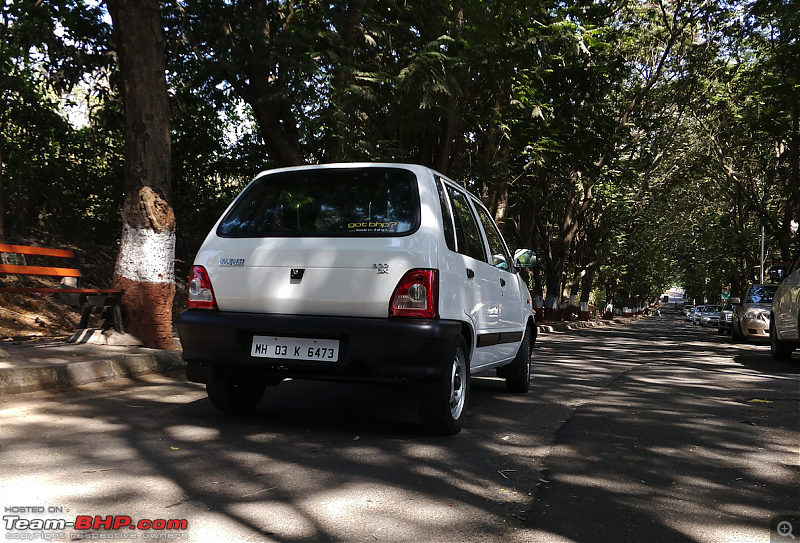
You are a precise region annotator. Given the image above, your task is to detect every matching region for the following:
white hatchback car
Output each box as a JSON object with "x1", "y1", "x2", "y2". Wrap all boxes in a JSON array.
[
  {"x1": 178, "y1": 163, "x2": 538, "y2": 434},
  {"x1": 770, "y1": 253, "x2": 800, "y2": 360}
]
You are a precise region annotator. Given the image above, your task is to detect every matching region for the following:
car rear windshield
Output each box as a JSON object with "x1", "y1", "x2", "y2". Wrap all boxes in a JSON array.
[
  {"x1": 745, "y1": 285, "x2": 777, "y2": 304},
  {"x1": 217, "y1": 167, "x2": 420, "y2": 237}
]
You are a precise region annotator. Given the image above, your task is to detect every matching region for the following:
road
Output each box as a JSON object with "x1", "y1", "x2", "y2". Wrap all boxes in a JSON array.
[{"x1": 1, "y1": 312, "x2": 797, "y2": 542}]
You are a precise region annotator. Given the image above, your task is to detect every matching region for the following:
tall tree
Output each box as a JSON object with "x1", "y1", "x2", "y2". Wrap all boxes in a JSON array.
[{"x1": 106, "y1": 0, "x2": 175, "y2": 348}]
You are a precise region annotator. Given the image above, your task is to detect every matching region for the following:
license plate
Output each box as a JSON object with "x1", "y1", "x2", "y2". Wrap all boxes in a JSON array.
[{"x1": 251, "y1": 335, "x2": 339, "y2": 362}]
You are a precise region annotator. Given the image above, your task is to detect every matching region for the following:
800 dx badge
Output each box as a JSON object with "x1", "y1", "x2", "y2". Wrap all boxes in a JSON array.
[{"x1": 219, "y1": 258, "x2": 245, "y2": 267}]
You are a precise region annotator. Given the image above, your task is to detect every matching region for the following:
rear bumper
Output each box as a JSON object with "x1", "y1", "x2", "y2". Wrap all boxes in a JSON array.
[{"x1": 177, "y1": 310, "x2": 463, "y2": 383}]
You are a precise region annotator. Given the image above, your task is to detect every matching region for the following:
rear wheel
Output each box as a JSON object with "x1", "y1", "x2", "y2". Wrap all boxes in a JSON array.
[
  {"x1": 505, "y1": 327, "x2": 532, "y2": 393},
  {"x1": 770, "y1": 321, "x2": 794, "y2": 361},
  {"x1": 206, "y1": 373, "x2": 267, "y2": 415},
  {"x1": 419, "y1": 336, "x2": 469, "y2": 435}
]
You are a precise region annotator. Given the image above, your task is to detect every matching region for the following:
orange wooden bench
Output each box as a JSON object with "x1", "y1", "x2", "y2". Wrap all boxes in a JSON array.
[{"x1": 0, "y1": 244, "x2": 124, "y2": 333}]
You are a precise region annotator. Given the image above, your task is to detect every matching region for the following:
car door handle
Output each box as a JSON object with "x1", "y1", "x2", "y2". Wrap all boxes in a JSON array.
[
  {"x1": 500, "y1": 278, "x2": 506, "y2": 287},
  {"x1": 466, "y1": 268, "x2": 474, "y2": 279}
]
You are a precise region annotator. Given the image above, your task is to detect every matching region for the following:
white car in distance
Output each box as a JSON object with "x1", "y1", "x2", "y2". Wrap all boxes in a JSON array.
[{"x1": 178, "y1": 163, "x2": 538, "y2": 435}]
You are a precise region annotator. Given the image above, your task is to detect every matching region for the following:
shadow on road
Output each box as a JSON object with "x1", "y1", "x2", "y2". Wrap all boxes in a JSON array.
[
  {"x1": 1, "y1": 312, "x2": 797, "y2": 542},
  {"x1": 526, "y1": 315, "x2": 799, "y2": 542}
]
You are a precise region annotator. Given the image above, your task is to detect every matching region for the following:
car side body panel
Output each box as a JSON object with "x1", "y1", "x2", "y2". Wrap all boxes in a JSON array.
[{"x1": 773, "y1": 255, "x2": 800, "y2": 342}]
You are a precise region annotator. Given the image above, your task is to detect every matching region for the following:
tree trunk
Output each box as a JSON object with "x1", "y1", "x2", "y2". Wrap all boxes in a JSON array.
[
  {"x1": 250, "y1": 102, "x2": 304, "y2": 167},
  {"x1": 781, "y1": 98, "x2": 800, "y2": 260},
  {"x1": 579, "y1": 264, "x2": 596, "y2": 319},
  {"x1": 107, "y1": 0, "x2": 175, "y2": 349},
  {"x1": 543, "y1": 168, "x2": 593, "y2": 320},
  {"x1": 328, "y1": 0, "x2": 366, "y2": 163},
  {"x1": 0, "y1": 140, "x2": 5, "y2": 243},
  {"x1": 493, "y1": 181, "x2": 509, "y2": 232},
  {"x1": 543, "y1": 251, "x2": 565, "y2": 321}
]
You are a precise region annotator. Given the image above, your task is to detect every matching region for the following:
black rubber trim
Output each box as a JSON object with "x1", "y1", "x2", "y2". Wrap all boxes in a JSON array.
[
  {"x1": 499, "y1": 331, "x2": 523, "y2": 344},
  {"x1": 477, "y1": 331, "x2": 522, "y2": 348}
]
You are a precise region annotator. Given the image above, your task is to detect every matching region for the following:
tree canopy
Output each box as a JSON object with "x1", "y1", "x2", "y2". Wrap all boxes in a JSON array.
[{"x1": 1, "y1": 0, "x2": 797, "y2": 310}]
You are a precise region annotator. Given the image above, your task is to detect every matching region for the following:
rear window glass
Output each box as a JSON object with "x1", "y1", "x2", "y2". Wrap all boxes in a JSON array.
[{"x1": 217, "y1": 168, "x2": 419, "y2": 237}]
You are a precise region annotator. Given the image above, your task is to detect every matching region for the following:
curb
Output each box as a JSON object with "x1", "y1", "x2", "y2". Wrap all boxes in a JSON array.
[
  {"x1": 536, "y1": 316, "x2": 644, "y2": 334},
  {"x1": 0, "y1": 316, "x2": 647, "y2": 396},
  {"x1": 0, "y1": 349, "x2": 185, "y2": 395}
]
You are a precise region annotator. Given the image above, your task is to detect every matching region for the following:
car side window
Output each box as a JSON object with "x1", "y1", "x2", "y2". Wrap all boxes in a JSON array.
[
  {"x1": 435, "y1": 177, "x2": 456, "y2": 252},
  {"x1": 447, "y1": 186, "x2": 487, "y2": 263},
  {"x1": 472, "y1": 201, "x2": 512, "y2": 271}
]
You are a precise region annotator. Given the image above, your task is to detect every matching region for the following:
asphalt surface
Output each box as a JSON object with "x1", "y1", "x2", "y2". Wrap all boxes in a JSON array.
[
  {"x1": 0, "y1": 317, "x2": 634, "y2": 395},
  {"x1": 0, "y1": 311, "x2": 797, "y2": 543}
]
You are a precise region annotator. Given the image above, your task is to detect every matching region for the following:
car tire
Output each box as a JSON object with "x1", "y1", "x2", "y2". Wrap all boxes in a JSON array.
[
  {"x1": 206, "y1": 373, "x2": 267, "y2": 415},
  {"x1": 419, "y1": 336, "x2": 469, "y2": 435},
  {"x1": 505, "y1": 327, "x2": 532, "y2": 393},
  {"x1": 770, "y1": 321, "x2": 794, "y2": 361}
]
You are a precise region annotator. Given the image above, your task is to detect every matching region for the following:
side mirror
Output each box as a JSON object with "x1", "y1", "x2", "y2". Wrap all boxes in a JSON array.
[
  {"x1": 514, "y1": 249, "x2": 537, "y2": 268},
  {"x1": 730, "y1": 297, "x2": 741, "y2": 305}
]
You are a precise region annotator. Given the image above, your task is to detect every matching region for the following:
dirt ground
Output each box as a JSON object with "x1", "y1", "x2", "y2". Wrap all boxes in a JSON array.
[
  {"x1": 0, "y1": 277, "x2": 188, "y2": 341},
  {"x1": 0, "y1": 240, "x2": 189, "y2": 341},
  {"x1": 0, "y1": 290, "x2": 82, "y2": 339},
  {"x1": 0, "y1": 287, "x2": 188, "y2": 340}
]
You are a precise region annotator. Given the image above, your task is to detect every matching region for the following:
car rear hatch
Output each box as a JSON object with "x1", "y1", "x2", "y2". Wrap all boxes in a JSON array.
[{"x1": 195, "y1": 165, "x2": 436, "y2": 319}]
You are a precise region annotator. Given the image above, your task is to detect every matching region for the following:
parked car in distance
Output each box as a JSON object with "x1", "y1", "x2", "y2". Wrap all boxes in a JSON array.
[
  {"x1": 691, "y1": 305, "x2": 706, "y2": 325},
  {"x1": 731, "y1": 284, "x2": 779, "y2": 343},
  {"x1": 769, "y1": 254, "x2": 800, "y2": 360},
  {"x1": 718, "y1": 300, "x2": 734, "y2": 335},
  {"x1": 683, "y1": 303, "x2": 695, "y2": 320},
  {"x1": 700, "y1": 305, "x2": 721, "y2": 327},
  {"x1": 178, "y1": 163, "x2": 539, "y2": 435}
]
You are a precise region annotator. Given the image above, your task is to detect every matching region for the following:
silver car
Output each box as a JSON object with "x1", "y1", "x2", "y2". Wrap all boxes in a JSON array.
[
  {"x1": 731, "y1": 285, "x2": 779, "y2": 342},
  {"x1": 770, "y1": 255, "x2": 800, "y2": 360},
  {"x1": 717, "y1": 300, "x2": 734, "y2": 335},
  {"x1": 700, "y1": 305, "x2": 721, "y2": 327},
  {"x1": 691, "y1": 305, "x2": 706, "y2": 325}
]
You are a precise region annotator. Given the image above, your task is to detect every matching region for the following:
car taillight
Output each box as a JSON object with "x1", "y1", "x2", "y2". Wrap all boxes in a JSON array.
[
  {"x1": 389, "y1": 269, "x2": 438, "y2": 318},
  {"x1": 187, "y1": 266, "x2": 217, "y2": 310}
]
